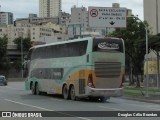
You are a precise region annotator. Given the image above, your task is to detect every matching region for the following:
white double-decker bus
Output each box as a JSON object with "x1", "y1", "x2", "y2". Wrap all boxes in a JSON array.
[{"x1": 24, "y1": 37, "x2": 125, "y2": 101}]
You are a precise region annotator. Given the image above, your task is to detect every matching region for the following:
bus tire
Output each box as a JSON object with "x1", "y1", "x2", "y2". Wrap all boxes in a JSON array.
[
  {"x1": 62, "y1": 85, "x2": 69, "y2": 100},
  {"x1": 70, "y1": 85, "x2": 76, "y2": 101},
  {"x1": 35, "y1": 83, "x2": 41, "y2": 95},
  {"x1": 31, "y1": 83, "x2": 36, "y2": 95}
]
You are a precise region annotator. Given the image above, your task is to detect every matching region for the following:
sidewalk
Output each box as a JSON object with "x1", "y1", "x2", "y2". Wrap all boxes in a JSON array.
[
  {"x1": 7, "y1": 78, "x2": 25, "y2": 82},
  {"x1": 123, "y1": 83, "x2": 160, "y2": 104},
  {"x1": 122, "y1": 96, "x2": 160, "y2": 104}
]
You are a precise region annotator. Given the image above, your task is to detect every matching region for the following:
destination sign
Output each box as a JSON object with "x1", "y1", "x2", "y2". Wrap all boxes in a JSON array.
[{"x1": 89, "y1": 7, "x2": 127, "y2": 28}]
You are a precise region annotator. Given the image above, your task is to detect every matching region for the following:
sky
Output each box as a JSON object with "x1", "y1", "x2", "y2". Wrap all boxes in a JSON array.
[{"x1": 0, "y1": 0, "x2": 144, "y2": 20}]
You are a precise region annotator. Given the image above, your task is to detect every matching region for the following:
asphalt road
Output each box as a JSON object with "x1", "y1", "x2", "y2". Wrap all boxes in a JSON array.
[{"x1": 0, "y1": 82, "x2": 160, "y2": 120}]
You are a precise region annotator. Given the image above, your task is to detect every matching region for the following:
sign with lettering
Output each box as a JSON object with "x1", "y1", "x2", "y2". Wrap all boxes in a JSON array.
[{"x1": 88, "y1": 7, "x2": 127, "y2": 28}]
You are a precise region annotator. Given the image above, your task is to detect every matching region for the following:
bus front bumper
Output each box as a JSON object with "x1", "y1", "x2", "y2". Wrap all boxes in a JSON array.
[{"x1": 86, "y1": 87, "x2": 123, "y2": 97}]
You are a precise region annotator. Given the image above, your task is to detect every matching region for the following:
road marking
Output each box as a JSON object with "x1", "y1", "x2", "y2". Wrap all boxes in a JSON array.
[
  {"x1": 5, "y1": 86, "x2": 25, "y2": 91},
  {"x1": 98, "y1": 105, "x2": 125, "y2": 111},
  {"x1": 4, "y1": 99, "x2": 53, "y2": 111},
  {"x1": 4, "y1": 99, "x2": 92, "y2": 120},
  {"x1": 78, "y1": 117, "x2": 92, "y2": 120}
]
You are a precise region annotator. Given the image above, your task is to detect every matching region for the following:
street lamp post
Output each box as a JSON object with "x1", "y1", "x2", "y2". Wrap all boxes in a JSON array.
[
  {"x1": 19, "y1": 32, "x2": 24, "y2": 79},
  {"x1": 128, "y1": 16, "x2": 149, "y2": 97},
  {"x1": 21, "y1": 36, "x2": 24, "y2": 79},
  {"x1": 145, "y1": 26, "x2": 149, "y2": 97}
]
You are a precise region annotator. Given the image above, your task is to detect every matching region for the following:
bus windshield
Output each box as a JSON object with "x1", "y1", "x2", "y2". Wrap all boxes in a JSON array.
[{"x1": 92, "y1": 38, "x2": 124, "y2": 53}]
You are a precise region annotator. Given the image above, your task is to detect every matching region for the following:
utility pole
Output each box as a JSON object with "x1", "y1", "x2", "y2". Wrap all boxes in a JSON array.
[{"x1": 19, "y1": 32, "x2": 24, "y2": 80}]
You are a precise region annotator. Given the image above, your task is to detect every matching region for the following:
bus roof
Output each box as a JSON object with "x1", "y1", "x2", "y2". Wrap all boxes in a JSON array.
[
  {"x1": 30, "y1": 37, "x2": 93, "y2": 50},
  {"x1": 29, "y1": 36, "x2": 123, "y2": 50}
]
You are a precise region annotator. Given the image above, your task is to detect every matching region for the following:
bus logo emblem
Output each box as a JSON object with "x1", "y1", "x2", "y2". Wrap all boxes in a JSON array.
[{"x1": 98, "y1": 42, "x2": 119, "y2": 50}]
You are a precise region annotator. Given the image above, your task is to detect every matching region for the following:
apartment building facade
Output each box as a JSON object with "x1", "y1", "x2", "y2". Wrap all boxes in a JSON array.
[
  {"x1": 144, "y1": 0, "x2": 160, "y2": 35},
  {"x1": 0, "y1": 22, "x2": 67, "y2": 45},
  {"x1": 15, "y1": 16, "x2": 59, "y2": 26},
  {"x1": 0, "y1": 12, "x2": 13, "y2": 25},
  {"x1": 71, "y1": 6, "x2": 88, "y2": 31},
  {"x1": 58, "y1": 11, "x2": 71, "y2": 26},
  {"x1": 30, "y1": 26, "x2": 53, "y2": 42},
  {"x1": 0, "y1": 25, "x2": 30, "y2": 45},
  {"x1": 39, "y1": 0, "x2": 61, "y2": 17}
]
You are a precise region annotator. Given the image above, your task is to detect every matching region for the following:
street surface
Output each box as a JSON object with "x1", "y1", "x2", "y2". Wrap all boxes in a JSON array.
[{"x1": 0, "y1": 82, "x2": 160, "y2": 120}]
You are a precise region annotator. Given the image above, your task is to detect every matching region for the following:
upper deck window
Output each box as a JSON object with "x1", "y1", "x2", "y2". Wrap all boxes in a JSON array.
[{"x1": 31, "y1": 41, "x2": 88, "y2": 60}]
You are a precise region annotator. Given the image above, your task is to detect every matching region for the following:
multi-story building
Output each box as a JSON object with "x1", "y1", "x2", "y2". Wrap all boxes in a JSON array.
[
  {"x1": 16, "y1": 12, "x2": 70, "y2": 27},
  {"x1": 68, "y1": 6, "x2": 89, "y2": 38},
  {"x1": 15, "y1": 15, "x2": 59, "y2": 26},
  {"x1": 144, "y1": 0, "x2": 160, "y2": 35},
  {"x1": 112, "y1": 3, "x2": 132, "y2": 16},
  {"x1": 0, "y1": 22, "x2": 67, "y2": 45},
  {"x1": 39, "y1": 0, "x2": 61, "y2": 17},
  {"x1": 30, "y1": 26, "x2": 53, "y2": 42},
  {"x1": 0, "y1": 24, "x2": 30, "y2": 62},
  {"x1": 0, "y1": 12, "x2": 13, "y2": 25},
  {"x1": 58, "y1": 11, "x2": 71, "y2": 26},
  {"x1": 0, "y1": 25, "x2": 30, "y2": 45},
  {"x1": 71, "y1": 6, "x2": 88, "y2": 31}
]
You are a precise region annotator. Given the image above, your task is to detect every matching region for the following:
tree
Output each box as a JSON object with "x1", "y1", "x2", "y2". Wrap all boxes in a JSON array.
[
  {"x1": 109, "y1": 16, "x2": 150, "y2": 87},
  {"x1": 13, "y1": 37, "x2": 31, "y2": 74},
  {"x1": 0, "y1": 35, "x2": 8, "y2": 61},
  {"x1": 0, "y1": 35, "x2": 10, "y2": 75},
  {"x1": 148, "y1": 34, "x2": 160, "y2": 50},
  {"x1": 12, "y1": 60, "x2": 22, "y2": 72},
  {"x1": 13, "y1": 37, "x2": 32, "y2": 51}
]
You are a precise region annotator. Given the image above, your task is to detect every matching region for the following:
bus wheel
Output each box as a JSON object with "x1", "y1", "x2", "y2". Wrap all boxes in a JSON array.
[
  {"x1": 35, "y1": 83, "x2": 41, "y2": 95},
  {"x1": 31, "y1": 83, "x2": 36, "y2": 95},
  {"x1": 63, "y1": 85, "x2": 69, "y2": 100},
  {"x1": 70, "y1": 85, "x2": 76, "y2": 101}
]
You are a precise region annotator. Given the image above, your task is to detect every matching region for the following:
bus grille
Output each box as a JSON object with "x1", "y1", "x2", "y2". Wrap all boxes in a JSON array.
[{"x1": 95, "y1": 62, "x2": 121, "y2": 78}]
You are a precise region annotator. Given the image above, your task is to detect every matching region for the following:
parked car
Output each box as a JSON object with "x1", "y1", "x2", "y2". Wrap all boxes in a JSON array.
[{"x1": 0, "y1": 75, "x2": 7, "y2": 86}]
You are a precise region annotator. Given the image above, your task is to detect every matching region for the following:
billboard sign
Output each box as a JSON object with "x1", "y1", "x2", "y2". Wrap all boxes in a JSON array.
[{"x1": 88, "y1": 7, "x2": 127, "y2": 28}]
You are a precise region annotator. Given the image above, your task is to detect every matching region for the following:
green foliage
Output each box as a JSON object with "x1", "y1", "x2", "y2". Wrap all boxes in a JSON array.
[
  {"x1": 12, "y1": 60, "x2": 22, "y2": 72},
  {"x1": 13, "y1": 37, "x2": 32, "y2": 51},
  {"x1": 0, "y1": 57, "x2": 11, "y2": 72},
  {"x1": 0, "y1": 35, "x2": 9, "y2": 72},
  {"x1": 109, "y1": 16, "x2": 149, "y2": 86},
  {"x1": 0, "y1": 35, "x2": 8, "y2": 61},
  {"x1": 124, "y1": 86, "x2": 160, "y2": 97},
  {"x1": 148, "y1": 34, "x2": 160, "y2": 51}
]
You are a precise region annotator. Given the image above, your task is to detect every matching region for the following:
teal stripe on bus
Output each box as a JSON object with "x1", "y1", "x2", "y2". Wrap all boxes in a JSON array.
[{"x1": 56, "y1": 64, "x2": 94, "y2": 84}]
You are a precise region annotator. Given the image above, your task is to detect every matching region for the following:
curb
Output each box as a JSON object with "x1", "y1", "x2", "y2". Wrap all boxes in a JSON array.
[
  {"x1": 7, "y1": 78, "x2": 25, "y2": 82},
  {"x1": 122, "y1": 96, "x2": 160, "y2": 104}
]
